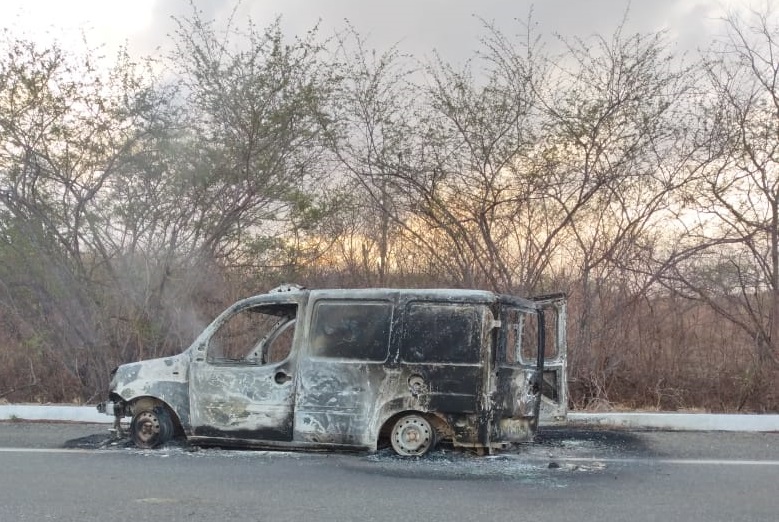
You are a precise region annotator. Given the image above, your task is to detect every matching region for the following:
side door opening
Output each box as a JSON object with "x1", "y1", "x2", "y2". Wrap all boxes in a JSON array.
[{"x1": 294, "y1": 299, "x2": 394, "y2": 447}]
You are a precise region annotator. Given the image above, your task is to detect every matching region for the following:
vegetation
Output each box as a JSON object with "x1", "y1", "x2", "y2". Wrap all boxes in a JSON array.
[{"x1": 0, "y1": 7, "x2": 777, "y2": 411}]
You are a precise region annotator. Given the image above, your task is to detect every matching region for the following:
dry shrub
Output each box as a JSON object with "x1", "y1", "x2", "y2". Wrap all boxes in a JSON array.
[{"x1": 567, "y1": 287, "x2": 779, "y2": 412}]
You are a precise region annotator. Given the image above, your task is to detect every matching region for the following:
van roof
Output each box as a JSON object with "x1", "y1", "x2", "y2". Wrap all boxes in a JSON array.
[{"x1": 258, "y1": 285, "x2": 539, "y2": 309}]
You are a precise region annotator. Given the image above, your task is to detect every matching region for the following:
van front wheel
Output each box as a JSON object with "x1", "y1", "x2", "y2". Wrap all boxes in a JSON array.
[
  {"x1": 130, "y1": 407, "x2": 173, "y2": 448},
  {"x1": 390, "y1": 414, "x2": 436, "y2": 456}
]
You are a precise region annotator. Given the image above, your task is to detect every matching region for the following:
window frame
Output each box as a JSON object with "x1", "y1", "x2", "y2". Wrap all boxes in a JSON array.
[
  {"x1": 399, "y1": 301, "x2": 483, "y2": 365},
  {"x1": 308, "y1": 299, "x2": 394, "y2": 362},
  {"x1": 205, "y1": 303, "x2": 298, "y2": 366}
]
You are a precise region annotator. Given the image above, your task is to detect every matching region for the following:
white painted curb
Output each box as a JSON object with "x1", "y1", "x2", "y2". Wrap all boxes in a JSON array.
[
  {"x1": 567, "y1": 412, "x2": 779, "y2": 432},
  {"x1": 1, "y1": 405, "x2": 778, "y2": 432},
  {"x1": 0, "y1": 405, "x2": 110, "y2": 423}
]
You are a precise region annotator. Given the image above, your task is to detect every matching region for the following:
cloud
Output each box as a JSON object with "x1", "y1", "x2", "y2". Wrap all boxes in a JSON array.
[
  {"x1": 1, "y1": 0, "x2": 763, "y2": 62},
  {"x1": 140, "y1": 0, "x2": 756, "y2": 61}
]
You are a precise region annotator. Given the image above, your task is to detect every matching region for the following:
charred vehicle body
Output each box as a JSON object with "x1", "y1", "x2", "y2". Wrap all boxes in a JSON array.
[{"x1": 98, "y1": 286, "x2": 567, "y2": 456}]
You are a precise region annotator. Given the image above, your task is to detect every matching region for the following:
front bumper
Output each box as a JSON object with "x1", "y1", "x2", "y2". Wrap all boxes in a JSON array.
[{"x1": 97, "y1": 401, "x2": 128, "y2": 417}]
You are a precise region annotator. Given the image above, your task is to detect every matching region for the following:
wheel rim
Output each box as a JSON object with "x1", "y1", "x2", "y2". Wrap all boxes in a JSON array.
[
  {"x1": 391, "y1": 415, "x2": 434, "y2": 456},
  {"x1": 133, "y1": 411, "x2": 161, "y2": 446}
]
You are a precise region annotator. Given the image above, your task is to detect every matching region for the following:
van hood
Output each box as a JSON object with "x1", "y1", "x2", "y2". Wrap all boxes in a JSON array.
[{"x1": 110, "y1": 353, "x2": 190, "y2": 400}]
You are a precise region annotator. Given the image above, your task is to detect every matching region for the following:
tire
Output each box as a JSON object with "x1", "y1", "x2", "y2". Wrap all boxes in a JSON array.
[
  {"x1": 130, "y1": 407, "x2": 173, "y2": 449},
  {"x1": 390, "y1": 414, "x2": 437, "y2": 456}
]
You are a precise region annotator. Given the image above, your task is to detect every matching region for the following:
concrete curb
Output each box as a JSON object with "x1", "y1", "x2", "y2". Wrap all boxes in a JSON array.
[
  {"x1": 0, "y1": 405, "x2": 110, "y2": 423},
  {"x1": 567, "y1": 412, "x2": 779, "y2": 432},
  {"x1": 1, "y1": 405, "x2": 778, "y2": 432}
]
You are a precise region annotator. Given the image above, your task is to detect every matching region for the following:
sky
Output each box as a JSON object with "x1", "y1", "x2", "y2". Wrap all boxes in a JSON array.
[{"x1": 0, "y1": 0, "x2": 766, "y2": 64}]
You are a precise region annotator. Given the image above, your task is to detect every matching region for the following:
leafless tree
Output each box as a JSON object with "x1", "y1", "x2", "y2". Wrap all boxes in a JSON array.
[
  {"x1": 539, "y1": 21, "x2": 698, "y2": 404},
  {"x1": 659, "y1": 7, "x2": 779, "y2": 408}
]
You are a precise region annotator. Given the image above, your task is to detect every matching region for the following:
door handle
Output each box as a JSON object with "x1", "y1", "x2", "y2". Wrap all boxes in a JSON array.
[{"x1": 274, "y1": 371, "x2": 292, "y2": 384}]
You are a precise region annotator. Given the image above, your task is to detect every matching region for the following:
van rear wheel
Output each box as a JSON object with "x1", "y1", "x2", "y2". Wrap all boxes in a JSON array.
[
  {"x1": 130, "y1": 407, "x2": 173, "y2": 449},
  {"x1": 390, "y1": 414, "x2": 436, "y2": 456}
]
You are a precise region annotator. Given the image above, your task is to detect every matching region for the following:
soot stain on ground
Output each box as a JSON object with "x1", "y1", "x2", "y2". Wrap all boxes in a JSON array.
[
  {"x1": 533, "y1": 426, "x2": 654, "y2": 458},
  {"x1": 63, "y1": 426, "x2": 647, "y2": 483}
]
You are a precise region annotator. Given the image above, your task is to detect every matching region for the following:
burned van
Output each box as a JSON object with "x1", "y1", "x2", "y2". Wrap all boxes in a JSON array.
[{"x1": 97, "y1": 286, "x2": 567, "y2": 456}]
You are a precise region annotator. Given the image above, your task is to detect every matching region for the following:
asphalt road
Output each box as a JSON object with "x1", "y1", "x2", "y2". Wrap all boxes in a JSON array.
[{"x1": 1, "y1": 421, "x2": 777, "y2": 521}]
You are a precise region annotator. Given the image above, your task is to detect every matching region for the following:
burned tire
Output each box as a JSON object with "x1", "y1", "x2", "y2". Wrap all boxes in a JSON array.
[
  {"x1": 130, "y1": 407, "x2": 173, "y2": 449},
  {"x1": 390, "y1": 414, "x2": 436, "y2": 456}
]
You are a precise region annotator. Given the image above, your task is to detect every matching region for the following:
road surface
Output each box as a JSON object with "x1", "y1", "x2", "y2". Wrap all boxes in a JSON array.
[{"x1": 0, "y1": 421, "x2": 777, "y2": 521}]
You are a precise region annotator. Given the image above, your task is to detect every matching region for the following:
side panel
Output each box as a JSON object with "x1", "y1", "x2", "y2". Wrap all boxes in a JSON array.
[
  {"x1": 397, "y1": 300, "x2": 489, "y2": 447},
  {"x1": 111, "y1": 354, "x2": 192, "y2": 429},
  {"x1": 293, "y1": 297, "x2": 494, "y2": 450},
  {"x1": 294, "y1": 360, "x2": 388, "y2": 447}
]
